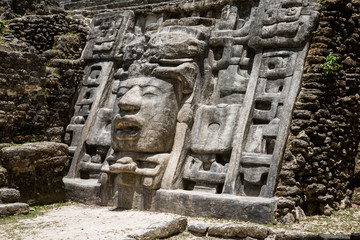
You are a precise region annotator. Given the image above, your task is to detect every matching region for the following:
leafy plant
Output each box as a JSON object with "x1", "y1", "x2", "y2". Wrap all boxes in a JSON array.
[
  {"x1": 0, "y1": 20, "x2": 5, "y2": 33},
  {"x1": 323, "y1": 51, "x2": 340, "y2": 75},
  {"x1": 335, "y1": 32, "x2": 342, "y2": 42},
  {"x1": 312, "y1": 29, "x2": 319, "y2": 35},
  {"x1": 319, "y1": 0, "x2": 329, "y2": 8}
]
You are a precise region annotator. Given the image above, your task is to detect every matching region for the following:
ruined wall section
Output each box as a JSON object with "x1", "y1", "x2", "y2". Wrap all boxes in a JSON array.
[
  {"x1": 60, "y1": 0, "x2": 177, "y2": 11},
  {"x1": 0, "y1": 51, "x2": 48, "y2": 143},
  {"x1": 0, "y1": 14, "x2": 89, "y2": 144},
  {"x1": 276, "y1": 0, "x2": 360, "y2": 222},
  {"x1": 8, "y1": 14, "x2": 88, "y2": 54}
]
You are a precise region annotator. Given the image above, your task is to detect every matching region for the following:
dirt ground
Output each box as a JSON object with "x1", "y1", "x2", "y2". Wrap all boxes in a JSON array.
[
  {"x1": 0, "y1": 202, "x2": 359, "y2": 240},
  {"x1": 0, "y1": 203, "x2": 181, "y2": 240}
]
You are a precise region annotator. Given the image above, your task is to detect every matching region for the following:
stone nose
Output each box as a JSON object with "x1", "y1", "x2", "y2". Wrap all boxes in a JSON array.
[{"x1": 118, "y1": 86, "x2": 142, "y2": 111}]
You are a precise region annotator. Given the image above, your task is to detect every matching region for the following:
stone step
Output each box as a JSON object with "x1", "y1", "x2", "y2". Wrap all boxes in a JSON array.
[{"x1": 0, "y1": 202, "x2": 29, "y2": 217}]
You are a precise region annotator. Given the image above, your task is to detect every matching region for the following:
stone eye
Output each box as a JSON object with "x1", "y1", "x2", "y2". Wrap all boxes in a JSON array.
[
  {"x1": 142, "y1": 86, "x2": 159, "y2": 97},
  {"x1": 118, "y1": 87, "x2": 129, "y2": 97}
]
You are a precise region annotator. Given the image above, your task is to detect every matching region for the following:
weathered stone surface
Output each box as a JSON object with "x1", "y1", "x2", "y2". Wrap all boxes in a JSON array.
[
  {"x1": 63, "y1": 178, "x2": 101, "y2": 205},
  {"x1": 319, "y1": 234, "x2": 350, "y2": 240},
  {"x1": 0, "y1": 142, "x2": 68, "y2": 204},
  {"x1": 303, "y1": 235, "x2": 322, "y2": 240},
  {"x1": 0, "y1": 166, "x2": 7, "y2": 187},
  {"x1": 207, "y1": 223, "x2": 247, "y2": 238},
  {"x1": 0, "y1": 188, "x2": 20, "y2": 203},
  {"x1": 0, "y1": 202, "x2": 29, "y2": 217},
  {"x1": 276, "y1": 0, "x2": 360, "y2": 219},
  {"x1": 276, "y1": 231, "x2": 306, "y2": 240},
  {"x1": 153, "y1": 190, "x2": 278, "y2": 224},
  {"x1": 351, "y1": 233, "x2": 360, "y2": 240},
  {"x1": 62, "y1": 0, "x2": 320, "y2": 223},
  {"x1": 188, "y1": 223, "x2": 209, "y2": 235},
  {"x1": 127, "y1": 216, "x2": 187, "y2": 240},
  {"x1": 279, "y1": 213, "x2": 296, "y2": 225},
  {"x1": 351, "y1": 187, "x2": 360, "y2": 205},
  {"x1": 295, "y1": 206, "x2": 306, "y2": 221}
]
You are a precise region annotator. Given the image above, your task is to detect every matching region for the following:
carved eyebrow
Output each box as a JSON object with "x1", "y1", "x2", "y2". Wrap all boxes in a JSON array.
[
  {"x1": 143, "y1": 85, "x2": 162, "y2": 92},
  {"x1": 119, "y1": 80, "x2": 172, "y2": 92},
  {"x1": 117, "y1": 85, "x2": 163, "y2": 94}
]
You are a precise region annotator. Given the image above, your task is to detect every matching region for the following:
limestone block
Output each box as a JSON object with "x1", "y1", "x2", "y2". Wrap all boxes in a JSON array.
[
  {"x1": 351, "y1": 187, "x2": 360, "y2": 205},
  {"x1": 207, "y1": 223, "x2": 247, "y2": 238},
  {"x1": 83, "y1": 11, "x2": 134, "y2": 60},
  {"x1": 0, "y1": 188, "x2": 20, "y2": 203},
  {"x1": 86, "y1": 108, "x2": 112, "y2": 147},
  {"x1": 191, "y1": 105, "x2": 240, "y2": 154},
  {"x1": 188, "y1": 223, "x2": 209, "y2": 235},
  {"x1": 0, "y1": 142, "x2": 68, "y2": 204},
  {"x1": 355, "y1": 156, "x2": 360, "y2": 178},
  {"x1": 0, "y1": 166, "x2": 7, "y2": 187},
  {"x1": 249, "y1": 0, "x2": 321, "y2": 48},
  {"x1": 127, "y1": 216, "x2": 187, "y2": 240},
  {"x1": 0, "y1": 202, "x2": 29, "y2": 217},
  {"x1": 153, "y1": 190, "x2": 278, "y2": 223},
  {"x1": 207, "y1": 223, "x2": 271, "y2": 239}
]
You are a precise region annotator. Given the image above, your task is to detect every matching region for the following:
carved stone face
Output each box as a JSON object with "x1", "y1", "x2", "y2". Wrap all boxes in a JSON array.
[{"x1": 112, "y1": 77, "x2": 178, "y2": 153}]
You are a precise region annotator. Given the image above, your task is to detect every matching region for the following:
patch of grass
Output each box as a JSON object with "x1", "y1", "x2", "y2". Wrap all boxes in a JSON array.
[
  {"x1": 0, "y1": 202, "x2": 74, "y2": 240},
  {"x1": 270, "y1": 207, "x2": 360, "y2": 235},
  {"x1": 0, "y1": 202, "x2": 73, "y2": 225},
  {"x1": 169, "y1": 231, "x2": 199, "y2": 239}
]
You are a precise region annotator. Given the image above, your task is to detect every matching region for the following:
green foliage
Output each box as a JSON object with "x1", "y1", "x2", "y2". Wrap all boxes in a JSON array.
[
  {"x1": 0, "y1": 20, "x2": 5, "y2": 33},
  {"x1": 319, "y1": 0, "x2": 329, "y2": 8},
  {"x1": 322, "y1": 51, "x2": 340, "y2": 75},
  {"x1": 335, "y1": 32, "x2": 342, "y2": 42}
]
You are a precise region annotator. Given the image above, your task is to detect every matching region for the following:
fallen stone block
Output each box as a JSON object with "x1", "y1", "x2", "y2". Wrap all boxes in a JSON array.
[
  {"x1": 0, "y1": 188, "x2": 20, "y2": 203},
  {"x1": 127, "y1": 216, "x2": 187, "y2": 240},
  {"x1": 0, "y1": 202, "x2": 29, "y2": 217},
  {"x1": 208, "y1": 223, "x2": 248, "y2": 238},
  {"x1": 187, "y1": 223, "x2": 210, "y2": 236}
]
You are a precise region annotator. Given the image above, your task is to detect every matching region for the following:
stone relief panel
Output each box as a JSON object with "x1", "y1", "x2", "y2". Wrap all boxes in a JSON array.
[
  {"x1": 64, "y1": 0, "x2": 320, "y2": 213},
  {"x1": 65, "y1": 11, "x2": 134, "y2": 179},
  {"x1": 249, "y1": 0, "x2": 321, "y2": 48}
]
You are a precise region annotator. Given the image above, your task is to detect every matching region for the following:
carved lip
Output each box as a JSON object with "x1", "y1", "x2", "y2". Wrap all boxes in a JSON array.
[{"x1": 113, "y1": 116, "x2": 143, "y2": 140}]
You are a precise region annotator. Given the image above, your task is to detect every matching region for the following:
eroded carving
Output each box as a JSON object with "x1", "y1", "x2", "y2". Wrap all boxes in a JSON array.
[{"x1": 64, "y1": 0, "x2": 320, "y2": 220}]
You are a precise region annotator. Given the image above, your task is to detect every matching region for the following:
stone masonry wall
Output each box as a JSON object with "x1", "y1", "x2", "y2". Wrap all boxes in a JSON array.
[
  {"x1": 0, "y1": 1, "x2": 58, "y2": 19},
  {"x1": 0, "y1": 51, "x2": 48, "y2": 143},
  {"x1": 276, "y1": 0, "x2": 360, "y2": 223},
  {"x1": 0, "y1": 13, "x2": 89, "y2": 144},
  {"x1": 60, "y1": 0, "x2": 174, "y2": 11},
  {"x1": 8, "y1": 14, "x2": 88, "y2": 54},
  {"x1": 0, "y1": 142, "x2": 68, "y2": 205},
  {"x1": 2, "y1": 0, "x2": 360, "y2": 222},
  {"x1": 0, "y1": 4, "x2": 89, "y2": 205}
]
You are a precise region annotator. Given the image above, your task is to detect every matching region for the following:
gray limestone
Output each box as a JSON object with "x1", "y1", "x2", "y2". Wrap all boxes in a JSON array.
[
  {"x1": 153, "y1": 190, "x2": 278, "y2": 224},
  {"x1": 64, "y1": 0, "x2": 321, "y2": 223},
  {"x1": 0, "y1": 188, "x2": 20, "y2": 203},
  {"x1": 127, "y1": 216, "x2": 187, "y2": 240},
  {"x1": 0, "y1": 202, "x2": 29, "y2": 217},
  {"x1": 63, "y1": 178, "x2": 101, "y2": 205}
]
